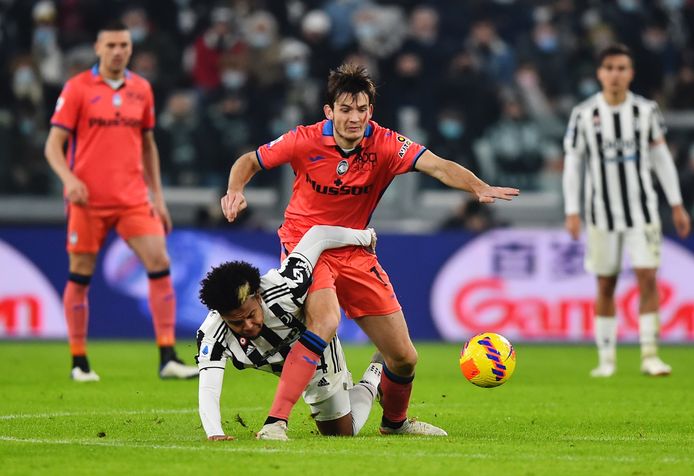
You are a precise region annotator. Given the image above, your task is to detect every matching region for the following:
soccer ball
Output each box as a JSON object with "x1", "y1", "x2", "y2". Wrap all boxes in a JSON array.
[{"x1": 459, "y1": 332, "x2": 516, "y2": 388}]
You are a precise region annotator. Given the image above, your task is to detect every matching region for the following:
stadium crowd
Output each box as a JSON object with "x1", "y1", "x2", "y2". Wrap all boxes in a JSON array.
[{"x1": 1, "y1": 0, "x2": 693, "y2": 215}]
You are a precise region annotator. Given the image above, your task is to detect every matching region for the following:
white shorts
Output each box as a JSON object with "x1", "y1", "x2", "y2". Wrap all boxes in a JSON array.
[
  {"x1": 585, "y1": 224, "x2": 661, "y2": 276},
  {"x1": 302, "y1": 337, "x2": 354, "y2": 422}
]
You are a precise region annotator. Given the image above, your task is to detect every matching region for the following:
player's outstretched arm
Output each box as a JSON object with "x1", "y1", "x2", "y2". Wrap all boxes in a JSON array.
[
  {"x1": 414, "y1": 150, "x2": 519, "y2": 203},
  {"x1": 290, "y1": 226, "x2": 375, "y2": 269},
  {"x1": 221, "y1": 152, "x2": 262, "y2": 222},
  {"x1": 44, "y1": 126, "x2": 89, "y2": 205},
  {"x1": 199, "y1": 366, "x2": 233, "y2": 440}
]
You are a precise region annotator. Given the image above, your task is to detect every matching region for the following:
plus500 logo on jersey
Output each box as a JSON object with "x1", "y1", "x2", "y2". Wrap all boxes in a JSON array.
[
  {"x1": 88, "y1": 116, "x2": 144, "y2": 128},
  {"x1": 305, "y1": 174, "x2": 373, "y2": 195}
]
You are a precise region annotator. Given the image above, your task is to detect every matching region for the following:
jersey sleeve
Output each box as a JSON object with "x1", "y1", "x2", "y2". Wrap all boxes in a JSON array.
[
  {"x1": 195, "y1": 311, "x2": 230, "y2": 370},
  {"x1": 142, "y1": 82, "x2": 156, "y2": 131},
  {"x1": 256, "y1": 127, "x2": 300, "y2": 170},
  {"x1": 385, "y1": 129, "x2": 427, "y2": 175},
  {"x1": 273, "y1": 253, "x2": 313, "y2": 305},
  {"x1": 648, "y1": 102, "x2": 666, "y2": 143},
  {"x1": 563, "y1": 107, "x2": 587, "y2": 157},
  {"x1": 50, "y1": 79, "x2": 82, "y2": 132}
]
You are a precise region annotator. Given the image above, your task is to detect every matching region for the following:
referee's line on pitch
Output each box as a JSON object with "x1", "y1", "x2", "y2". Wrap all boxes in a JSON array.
[
  {"x1": 0, "y1": 407, "x2": 263, "y2": 421},
  {"x1": 0, "y1": 436, "x2": 691, "y2": 464}
]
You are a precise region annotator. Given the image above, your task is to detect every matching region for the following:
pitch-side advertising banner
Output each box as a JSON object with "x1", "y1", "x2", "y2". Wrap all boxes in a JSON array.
[
  {"x1": 0, "y1": 240, "x2": 65, "y2": 338},
  {"x1": 1, "y1": 228, "x2": 693, "y2": 342},
  {"x1": 431, "y1": 229, "x2": 694, "y2": 343}
]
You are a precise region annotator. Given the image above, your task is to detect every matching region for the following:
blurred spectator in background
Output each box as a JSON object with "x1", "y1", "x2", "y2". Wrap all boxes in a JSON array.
[
  {"x1": 669, "y1": 64, "x2": 694, "y2": 109},
  {"x1": 436, "y1": 49, "x2": 500, "y2": 142},
  {"x1": 421, "y1": 108, "x2": 476, "y2": 190},
  {"x1": 189, "y1": 6, "x2": 245, "y2": 93},
  {"x1": 439, "y1": 197, "x2": 499, "y2": 233},
  {"x1": 475, "y1": 96, "x2": 559, "y2": 190},
  {"x1": 157, "y1": 90, "x2": 220, "y2": 187},
  {"x1": 300, "y1": 10, "x2": 334, "y2": 79},
  {"x1": 31, "y1": 0, "x2": 62, "y2": 110},
  {"x1": 466, "y1": 19, "x2": 516, "y2": 86},
  {"x1": 0, "y1": 0, "x2": 690, "y2": 211}
]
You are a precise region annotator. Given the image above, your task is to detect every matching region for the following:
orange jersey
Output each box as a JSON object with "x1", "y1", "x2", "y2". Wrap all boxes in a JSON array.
[
  {"x1": 257, "y1": 120, "x2": 426, "y2": 243},
  {"x1": 50, "y1": 65, "x2": 156, "y2": 207}
]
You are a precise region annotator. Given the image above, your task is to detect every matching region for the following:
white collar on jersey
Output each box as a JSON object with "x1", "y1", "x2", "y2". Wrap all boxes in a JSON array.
[{"x1": 597, "y1": 91, "x2": 633, "y2": 111}]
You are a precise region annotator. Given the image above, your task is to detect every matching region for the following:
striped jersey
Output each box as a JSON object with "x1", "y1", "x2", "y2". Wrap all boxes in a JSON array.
[
  {"x1": 563, "y1": 92, "x2": 666, "y2": 231},
  {"x1": 195, "y1": 253, "x2": 340, "y2": 376}
]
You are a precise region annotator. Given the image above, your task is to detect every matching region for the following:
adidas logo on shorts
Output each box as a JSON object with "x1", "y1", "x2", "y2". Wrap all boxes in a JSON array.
[{"x1": 317, "y1": 377, "x2": 329, "y2": 387}]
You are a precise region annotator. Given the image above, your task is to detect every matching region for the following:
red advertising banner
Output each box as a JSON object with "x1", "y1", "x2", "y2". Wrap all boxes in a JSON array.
[
  {"x1": 0, "y1": 240, "x2": 65, "y2": 338},
  {"x1": 431, "y1": 229, "x2": 694, "y2": 342}
]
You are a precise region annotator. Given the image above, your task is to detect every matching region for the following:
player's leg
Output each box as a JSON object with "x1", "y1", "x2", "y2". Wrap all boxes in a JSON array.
[
  {"x1": 66, "y1": 252, "x2": 99, "y2": 382},
  {"x1": 585, "y1": 225, "x2": 622, "y2": 377},
  {"x1": 627, "y1": 225, "x2": 670, "y2": 375},
  {"x1": 118, "y1": 204, "x2": 196, "y2": 378},
  {"x1": 125, "y1": 233, "x2": 197, "y2": 378},
  {"x1": 357, "y1": 315, "x2": 445, "y2": 435},
  {"x1": 338, "y1": 251, "x2": 445, "y2": 435},
  {"x1": 309, "y1": 353, "x2": 382, "y2": 437},
  {"x1": 64, "y1": 204, "x2": 106, "y2": 382},
  {"x1": 262, "y1": 260, "x2": 341, "y2": 430}
]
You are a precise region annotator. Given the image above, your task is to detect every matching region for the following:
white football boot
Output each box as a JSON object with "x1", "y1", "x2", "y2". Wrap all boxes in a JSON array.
[
  {"x1": 590, "y1": 362, "x2": 616, "y2": 378},
  {"x1": 256, "y1": 421, "x2": 289, "y2": 441},
  {"x1": 71, "y1": 367, "x2": 100, "y2": 382},
  {"x1": 159, "y1": 360, "x2": 199, "y2": 379},
  {"x1": 641, "y1": 356, "x2": 671, "y2": 376},
  {"x1": 380, "y1": 419, "x2": 448, "y2": 436}
]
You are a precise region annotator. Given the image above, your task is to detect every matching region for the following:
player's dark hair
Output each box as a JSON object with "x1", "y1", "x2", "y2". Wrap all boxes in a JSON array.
[
  {"x1": 98, "y1": 20, "x2": 129, "y2": 35},
  {"x1": 199, "y1": 261, "x2": 261, "y2": 314},
  {"x1": 326, "y1": 63, "x2": 376, "y2": 107},
  {"x1": 597, "y1": 44, "x2": 633, "y2": 67}
]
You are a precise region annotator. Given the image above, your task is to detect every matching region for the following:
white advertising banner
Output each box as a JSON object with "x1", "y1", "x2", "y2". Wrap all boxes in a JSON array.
[
  {"x1": 431, "y1": 229, "x2": 694, "y2": 342},
  {"x1": 0, "y1": 240, "x2": 65, "y2": 338}
]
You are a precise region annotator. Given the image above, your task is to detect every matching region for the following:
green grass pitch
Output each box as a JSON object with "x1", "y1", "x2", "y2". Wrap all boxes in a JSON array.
[{"x1": 1, "y1": 341, "x2": 693, "y2": 475}]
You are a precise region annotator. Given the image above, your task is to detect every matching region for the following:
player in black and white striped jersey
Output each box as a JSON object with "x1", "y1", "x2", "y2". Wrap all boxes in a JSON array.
[
  {"x1": 563, "y1": 44, "x2": 691, "y2": 378},
  {"x1": 196, "y1": 225, "x2": 383, "y2": 441}
]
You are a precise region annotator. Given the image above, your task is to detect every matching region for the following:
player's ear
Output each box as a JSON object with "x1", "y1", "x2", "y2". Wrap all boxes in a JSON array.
[
  {"x1": 323, "y1": 104, "x2": 334, "y2": 120},
  {"x1": 368, "y1": 103, "x2": 373, "y2": 119}
]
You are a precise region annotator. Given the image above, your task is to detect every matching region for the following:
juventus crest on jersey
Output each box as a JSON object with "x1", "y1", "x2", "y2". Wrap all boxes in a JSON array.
[
  {"x1": 195, "y1": 254, "x2": 314, "y2": 376},
  {"x1": 564, "y1": 92, "x2": 666, "y2": 231}
]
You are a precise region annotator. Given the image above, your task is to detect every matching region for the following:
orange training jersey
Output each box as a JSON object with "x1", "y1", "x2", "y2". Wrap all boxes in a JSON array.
[
  {"x1": 257, "y1": 120, "x2": 426, "y2": 243},
  {"x1": 50, "y1": 65, "x2": 156, "y2": 207}
]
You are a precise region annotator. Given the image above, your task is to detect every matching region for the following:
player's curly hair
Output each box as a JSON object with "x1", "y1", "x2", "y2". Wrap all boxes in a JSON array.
[
  {"x1": 199, "y1": 261, "x2": 261, "y2": 314},
  {"x1": 326, "y1": 63, "x2": 376, "y2": 107}
]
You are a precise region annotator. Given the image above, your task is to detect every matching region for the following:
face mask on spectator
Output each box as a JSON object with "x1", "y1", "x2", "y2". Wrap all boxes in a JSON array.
[
  {"x1": 33, "y1": 26, "x2": 56, "y2": 47},
  {"x1": 285, "y1": 61, "x2": 308, "y2": 80},
  {"x1": 536, "y1": 33, "x2": 558, "y2": 52},
  {"x1": 13, "y1": 66, "x2": 37, "y2": 94},
  {"x1": 222, "y1": 70, "x2": 247, "y2": 89},
  {"x1": 355, "y1": 23, "x2": 378, "y2": 41},
  {"x1": 248, "y1": 32, "x2": 272, "y2": 48},
  {"x1": 579, "y1": 78, "x2": 599, "y2": 97},
  {"x1": 130, "y1": 26, "x2": 147, "y2": 43},
  {"x1": 19, "y1": 118, "x2": 35, "y2": 136},
  {"x1": 438, "y1": 119, "x2": 464, "y2": 139}
]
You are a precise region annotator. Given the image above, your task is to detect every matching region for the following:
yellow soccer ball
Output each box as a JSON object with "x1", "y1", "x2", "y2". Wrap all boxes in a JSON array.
[{"x1": 459, "y1": 332, "x2": 516, "y2": 388}]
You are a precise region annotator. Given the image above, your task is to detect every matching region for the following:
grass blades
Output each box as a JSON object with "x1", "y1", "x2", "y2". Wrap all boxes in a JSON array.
[{"x1": 1, "y1": 342, "x2": 693, "y2": 475}]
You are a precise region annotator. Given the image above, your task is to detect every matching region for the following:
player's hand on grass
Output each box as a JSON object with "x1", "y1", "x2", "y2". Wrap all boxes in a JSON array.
[
  {"x1": 153, "y1": 196, "x2": 173, "y2": 234},
  {"x1": 208, "y1": 435, "x2": 236, "y2": 441},
  {"x1": 367, "y1": 227, "x2": 377, "y2": 254},
  {"x1": 565, "y1": 214, "x2": 581, "y2": 240},
  {"x1": 474, "y1": 185, "x2": 520, "y2": 203},
  {"x1": 221, "y1": 191, "x2": 247, "y2": 222},
  {"x1": 64, "y1": 175, "x2": 89, "y2": 205},
  {"x1": 672, "y1": 205, "x2": 691, "y2": 238}
]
